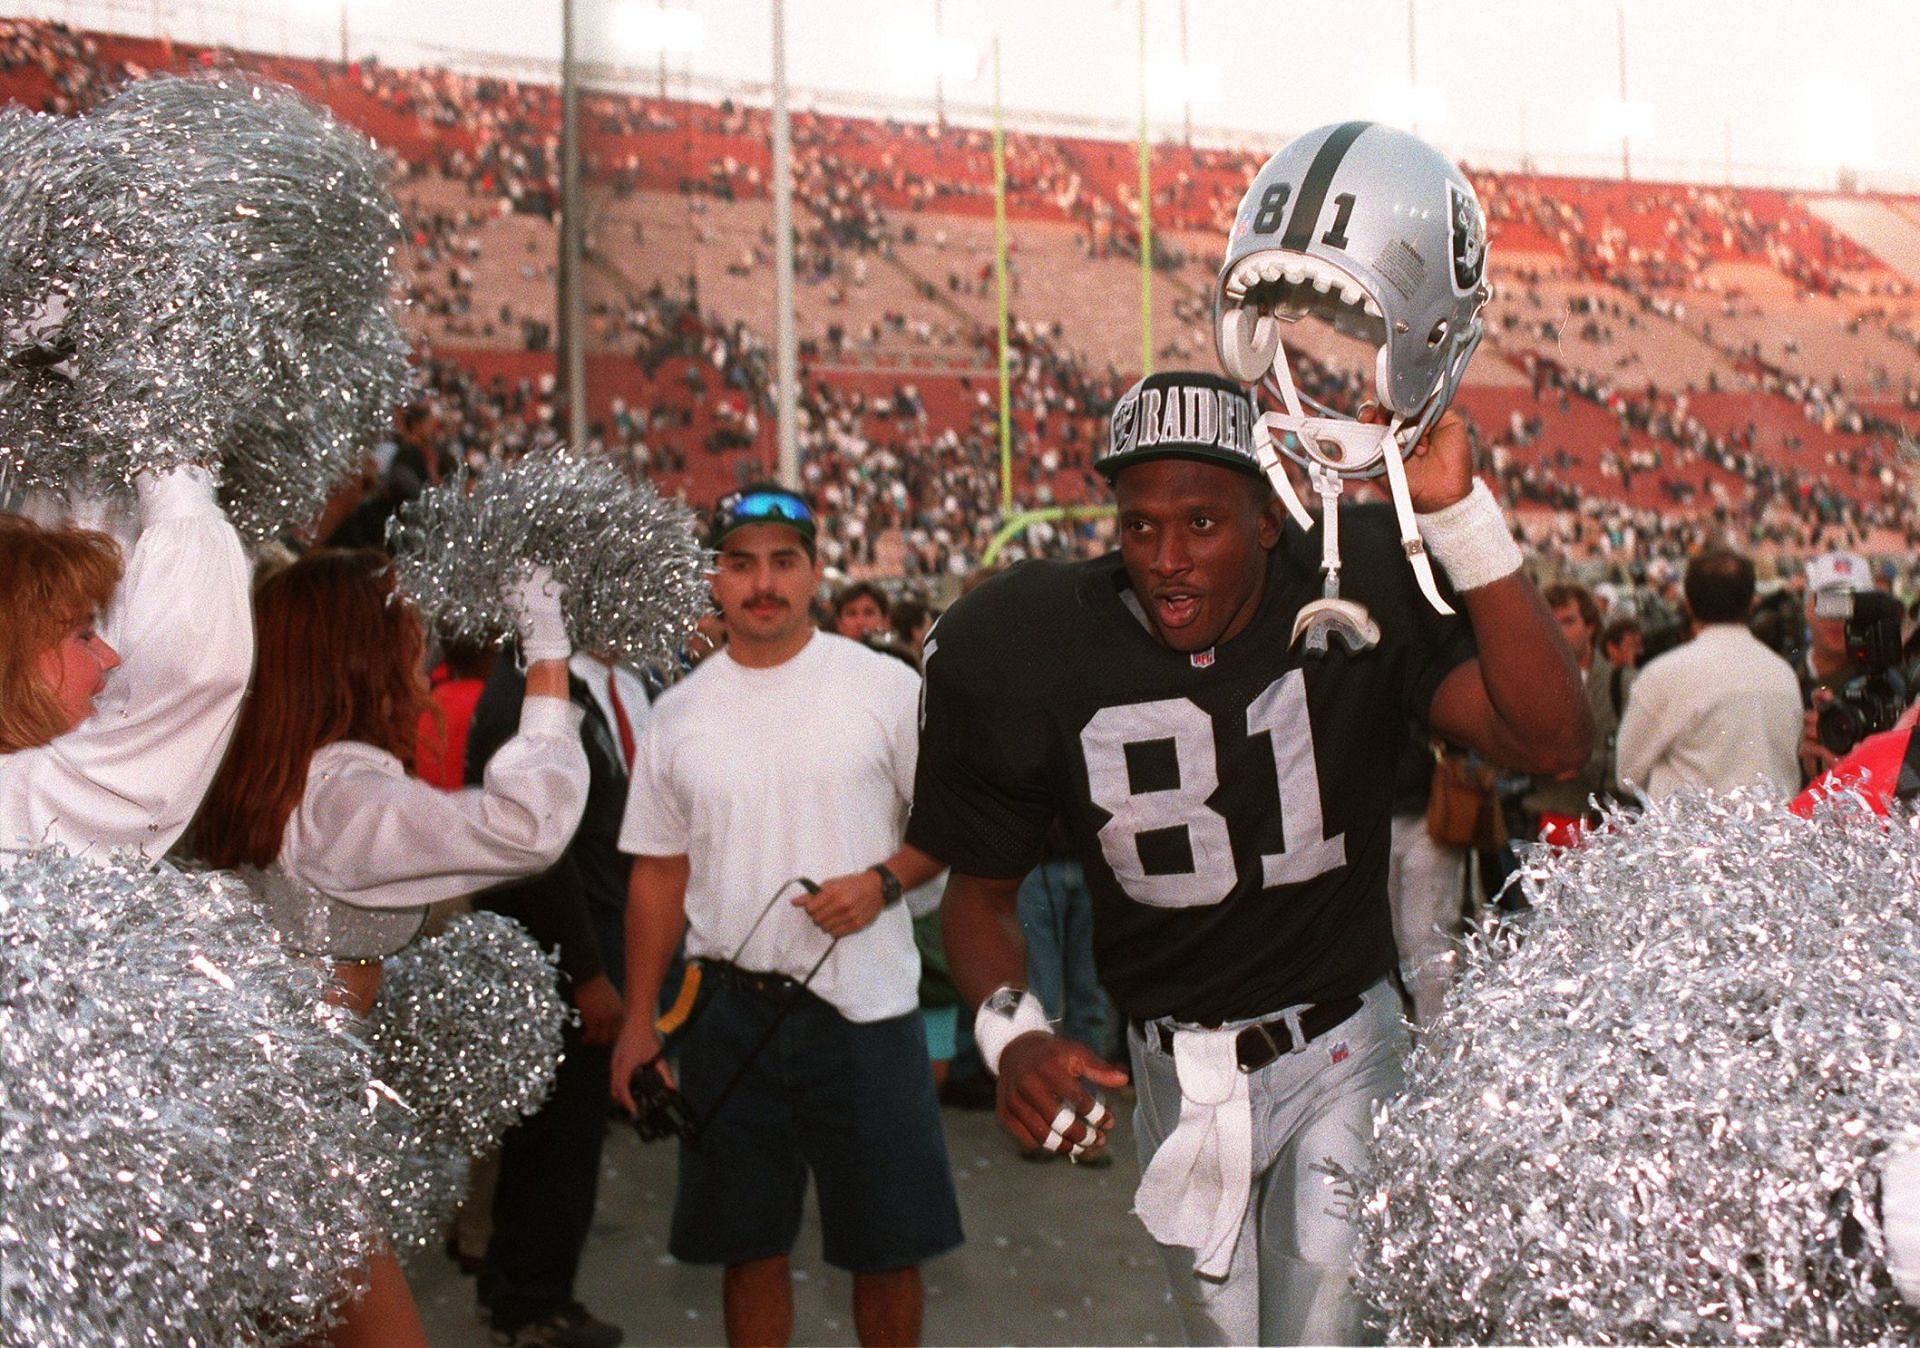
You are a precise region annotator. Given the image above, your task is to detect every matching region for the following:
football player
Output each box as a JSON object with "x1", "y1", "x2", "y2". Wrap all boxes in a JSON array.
[{"x1": 908, "y1": 124, "x2": 1592, "y2": 1347}]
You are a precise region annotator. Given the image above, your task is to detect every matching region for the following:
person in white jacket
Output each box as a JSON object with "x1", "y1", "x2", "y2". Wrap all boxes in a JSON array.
[
  {"x1": 0, "y1": 465, "x2": 252, "y2": 860},
  {"x1": 1616, "y1": 547, "x2": 1803, "y2": 801},
  {"x1": 190, "y1": 546, "x2": 588, "y2": 1348}
]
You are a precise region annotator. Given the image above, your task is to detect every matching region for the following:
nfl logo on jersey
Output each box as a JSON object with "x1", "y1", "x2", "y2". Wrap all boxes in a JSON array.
[
  {"x1": 1190, "y1": 648, "x2": 1216, "y2": 669},
  {"x1": 1328, "y1": 1040, "x2": 1350, "y2": 1066}
]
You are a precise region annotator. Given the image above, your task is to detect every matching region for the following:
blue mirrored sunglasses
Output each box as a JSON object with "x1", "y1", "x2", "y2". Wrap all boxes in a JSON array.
[{"x1": 717, "y1": 490, "x2": 814, "y2": 525}]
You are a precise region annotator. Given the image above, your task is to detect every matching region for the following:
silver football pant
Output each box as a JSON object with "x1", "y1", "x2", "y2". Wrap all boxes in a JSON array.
[{"x1": 1129, "y1": 978, "x2": 1407, "y2": 1346}]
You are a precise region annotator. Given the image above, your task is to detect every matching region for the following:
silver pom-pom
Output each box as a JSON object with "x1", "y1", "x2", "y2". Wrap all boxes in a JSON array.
[
  {"x1": 236, "y1": 862, "x2": 427, "y2": 963},
  {"x1": 389, "y1": 446, "x2": 710, "y2": 669},
  {"x1": 1355, "y1": 788, "x2": 1920, "y2": 1344},
  {"x1": 360, "y1": 911, "x2": 567, "y2": 1252},
  {"x1": 0, "y1": 72, "x2": 408, "y2": 540},
  {"x1": 0, "y1": 849, "x2": 385, "y2": 1347}
]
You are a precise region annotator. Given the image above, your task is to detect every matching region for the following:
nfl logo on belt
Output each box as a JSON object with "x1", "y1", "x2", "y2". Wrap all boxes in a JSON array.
[
  {"x1": 1328, "y1": 1040, "x2": 1349, "y2": 1065},
  {"x1": 1190, "y1": 648, "x2": 1216, "y2": 669}
]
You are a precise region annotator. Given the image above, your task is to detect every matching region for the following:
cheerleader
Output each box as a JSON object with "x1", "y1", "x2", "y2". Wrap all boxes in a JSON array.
[
  {"x1": 0, "y1": 465, "x2": 251, "y2": 858},
  {"x1": 192, "y1": 547, "x2": 588, "y2": 1348}
]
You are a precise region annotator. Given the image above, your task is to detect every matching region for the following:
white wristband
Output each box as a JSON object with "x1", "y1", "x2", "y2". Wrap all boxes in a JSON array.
[
  {"x1": 974, "y1": 987, "x2": 1052, "y2": 1076},
  {"x1": 1415, "y1": 479, "x2": 1523, "y2": 592}
]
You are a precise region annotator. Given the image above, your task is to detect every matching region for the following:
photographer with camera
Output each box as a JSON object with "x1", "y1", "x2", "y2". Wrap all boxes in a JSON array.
[
  {"x1": 1792, "y1": 589, "x2": 1920, "y2": 817},
  {"x1": 1789, "y1": 553, "x2": 1912, "y2": 787},
  {"x1": 1798, "y1": 551, "x2": 1881, "y2": 781}
]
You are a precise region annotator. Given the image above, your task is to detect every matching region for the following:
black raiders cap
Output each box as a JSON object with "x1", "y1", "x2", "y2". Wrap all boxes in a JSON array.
[{"x1": 1095, "y1": 370, "x2": 1261, "y2": 479}]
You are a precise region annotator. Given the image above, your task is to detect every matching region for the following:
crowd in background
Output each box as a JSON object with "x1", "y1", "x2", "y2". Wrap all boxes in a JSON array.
[{"x1": 4, "y1": 16, "x2": 1916, "y2": 598}]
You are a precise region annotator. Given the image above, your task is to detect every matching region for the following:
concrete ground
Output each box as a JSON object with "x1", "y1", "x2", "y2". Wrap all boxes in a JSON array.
[{"x1": 412, "y1": 1096, "x2": 1185, "y2": 1347}]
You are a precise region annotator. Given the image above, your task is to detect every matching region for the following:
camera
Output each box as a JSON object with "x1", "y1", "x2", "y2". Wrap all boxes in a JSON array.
[
  {"x1": 1816, "y1": 590, "x2": 1917, "y2": 756},
  {"x1": 628, "y1": 1058, "x2": 699, "y2": 1143}
]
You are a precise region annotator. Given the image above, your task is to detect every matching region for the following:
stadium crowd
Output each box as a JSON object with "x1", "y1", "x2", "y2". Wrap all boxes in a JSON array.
[{"x1": 6, "y1": 19, "x2": 1913, "y2": 586}]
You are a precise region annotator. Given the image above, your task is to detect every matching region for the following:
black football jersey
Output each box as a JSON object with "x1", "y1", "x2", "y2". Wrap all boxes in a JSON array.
[{"x1": 908, "y1": 505, "x2": 1476, "y2": 1024}]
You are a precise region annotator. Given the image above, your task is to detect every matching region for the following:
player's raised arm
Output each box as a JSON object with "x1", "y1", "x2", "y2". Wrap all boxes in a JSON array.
[{"x1": 1397, "y1": 408, "x2": 1593, "y2": 775}]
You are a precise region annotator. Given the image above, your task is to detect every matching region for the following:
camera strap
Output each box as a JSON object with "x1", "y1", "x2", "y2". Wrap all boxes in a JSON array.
[
  {"x1": 687, "y1": 875, "x2": 840, "y2": 1141},
  {"x1": 727, "y1": 875, "x2": 818, "y2": 968}
]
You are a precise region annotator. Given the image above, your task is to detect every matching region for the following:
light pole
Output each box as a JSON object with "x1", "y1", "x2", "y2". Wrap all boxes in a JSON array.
[
  {"x1": 560, "y1": 0, "x2": 586, "y2": 451},
  {"x1": 933, "y1": 0, "x2": 946, "y2": 129},
  {"x1": 771, "y1": 0, "x2": 798, "y2": 490},
  {"x1": 1407, "y1": 0, "x2": 1418, "y2": 137},
  {"x1": 1616, "y1": 3, "x2": 1631, "y2": 180},
  {"x1": 1177, "y1": 0, "x2": 1191, "y2": 147}
]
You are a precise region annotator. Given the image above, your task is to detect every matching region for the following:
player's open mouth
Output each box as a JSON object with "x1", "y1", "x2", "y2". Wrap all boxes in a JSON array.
[{"x1": 1154, "y1": 593, "x2": 1201, "y2": 628}]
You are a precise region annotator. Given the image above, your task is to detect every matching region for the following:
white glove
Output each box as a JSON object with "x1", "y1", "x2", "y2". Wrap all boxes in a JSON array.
[
  {"x1": 1883, "y1": 1141, "x2": 1920, "y2": 1304},
  {"x1": 133, "y1": 463, "x2": 219, "y2": 527},
  {"x1": 502, "y1": 564, "x2": 570, "y2": 663}
]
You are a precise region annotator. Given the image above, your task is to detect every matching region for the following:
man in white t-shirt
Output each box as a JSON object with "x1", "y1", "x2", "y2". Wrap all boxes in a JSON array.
[{"x1": 611, "y1": 483, "x2": 959, "y2": 1348}]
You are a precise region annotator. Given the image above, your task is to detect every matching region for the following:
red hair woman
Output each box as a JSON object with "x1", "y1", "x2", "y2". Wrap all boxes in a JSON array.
[
  {"x1": 193, "y1": 548, "x2": 588, "y2": 1348},
  {"x1": 0, "y1": 466, "x2": 251, "y2": 858}
]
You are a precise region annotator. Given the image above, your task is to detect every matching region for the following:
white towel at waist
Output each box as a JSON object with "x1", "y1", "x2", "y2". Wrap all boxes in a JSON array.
[{"x1": 1131, "y1": 1026, "x2": 1253, "y2": 1278}]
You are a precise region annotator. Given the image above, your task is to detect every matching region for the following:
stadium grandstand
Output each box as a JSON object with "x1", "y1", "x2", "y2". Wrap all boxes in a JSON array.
[{"x1": 5, "y1": 14, "x2": 1916, "y2": 590}]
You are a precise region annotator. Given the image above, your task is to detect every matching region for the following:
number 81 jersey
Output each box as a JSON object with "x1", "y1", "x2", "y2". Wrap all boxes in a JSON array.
[{"x1": 906, "y1": 510, "x2": 1475, "y2": 1026}]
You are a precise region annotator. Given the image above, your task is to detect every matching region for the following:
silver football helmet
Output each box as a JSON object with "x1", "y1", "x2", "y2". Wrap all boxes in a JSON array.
[{"x1": 1213, "y1": 121, "x2": 1490, "y2": 638}]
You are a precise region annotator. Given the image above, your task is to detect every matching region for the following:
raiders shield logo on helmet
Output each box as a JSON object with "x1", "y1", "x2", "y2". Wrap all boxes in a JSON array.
[
  {"x1": 1108, "y1": 385, "x2": 1142, "y2": 458},
  {"x1": 1448, "y1": 183, "x2": 1486, "y2": 294}
]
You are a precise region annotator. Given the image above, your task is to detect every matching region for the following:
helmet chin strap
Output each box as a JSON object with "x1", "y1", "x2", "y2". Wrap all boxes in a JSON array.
[
  {"x1": 1379, "y1": 417, "x2": 1456, "y2": 617},
  {"x1": 1253, "y1": 341, "x2": 1316, "y2": 532},
  {"x1": 1254, "y1": 328, "x2": 1455, "y2": 620}
]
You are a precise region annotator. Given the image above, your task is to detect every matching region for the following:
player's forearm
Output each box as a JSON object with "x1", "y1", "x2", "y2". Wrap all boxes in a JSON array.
[
  {"x1": 621, "y1": 854, "x2": 691, "y2": 1029},
  {"x1": 940, "y1": 870, "x2": 1028, "y2": 1009},
  {"x1": 1460, "y1": 575, "x2": 1593, "y2": 774}
]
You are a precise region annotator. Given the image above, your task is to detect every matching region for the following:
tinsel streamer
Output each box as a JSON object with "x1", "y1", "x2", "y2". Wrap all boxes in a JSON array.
[
  {"x1": 389, "y1": 446, "x2": 711, "y2": 670},
  {"x1": 0, "y1": 72, "x2": 408, "y2": 540},
  {"x1": 359, "y1": 911, "x2": 567, "y2": 1253},
  {"x1": 1353, "y1": 788, "x2": 1920, "y2": 1345},
  {"x1": 0, "y1": 849, "x2": 386, "y2": 1347}
]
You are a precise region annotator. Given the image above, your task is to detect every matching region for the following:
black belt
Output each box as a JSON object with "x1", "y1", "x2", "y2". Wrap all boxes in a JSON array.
[
  {"x1": 1147, "y1": 995, "x2": 1365, "y2": 1074},
  {"x1": 708, "y1": 959, "x2": 824, "y2": 1008}
]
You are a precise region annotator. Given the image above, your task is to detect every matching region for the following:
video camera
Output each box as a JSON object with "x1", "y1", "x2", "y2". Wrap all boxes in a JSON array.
[
  {"x1": 628, "y1": 1054, "x2": 699, "y2": 1143},
  {"x1": 1815, "y1": 589, "x2": 1918, "y2": 755}
]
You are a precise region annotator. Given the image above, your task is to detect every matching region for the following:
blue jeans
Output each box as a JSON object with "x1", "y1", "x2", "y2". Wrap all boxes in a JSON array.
[{"x1": 1017, "y1": 857, "x2": 1112, "y2": 1055}]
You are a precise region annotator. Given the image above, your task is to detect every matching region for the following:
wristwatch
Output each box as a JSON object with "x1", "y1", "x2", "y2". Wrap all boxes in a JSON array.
[{"x1": 869, "y1": 862, "x2": 903, "y2": 906}]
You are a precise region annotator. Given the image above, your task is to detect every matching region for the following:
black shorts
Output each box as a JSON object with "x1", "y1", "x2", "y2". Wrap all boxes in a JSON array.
[{"x1": 669, "y1": 974, "x2": 964, "y2": 1272}]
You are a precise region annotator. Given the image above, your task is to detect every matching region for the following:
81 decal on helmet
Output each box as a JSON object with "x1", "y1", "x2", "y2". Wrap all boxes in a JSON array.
[{"x1": 1214, "y1": 121, "x2": 1492, "y2": 645}]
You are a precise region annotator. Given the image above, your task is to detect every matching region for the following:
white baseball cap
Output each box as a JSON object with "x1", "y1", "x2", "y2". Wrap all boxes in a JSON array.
[{"x1": 1806, "y1": 551, "x2": 1872, "y2": 594}]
